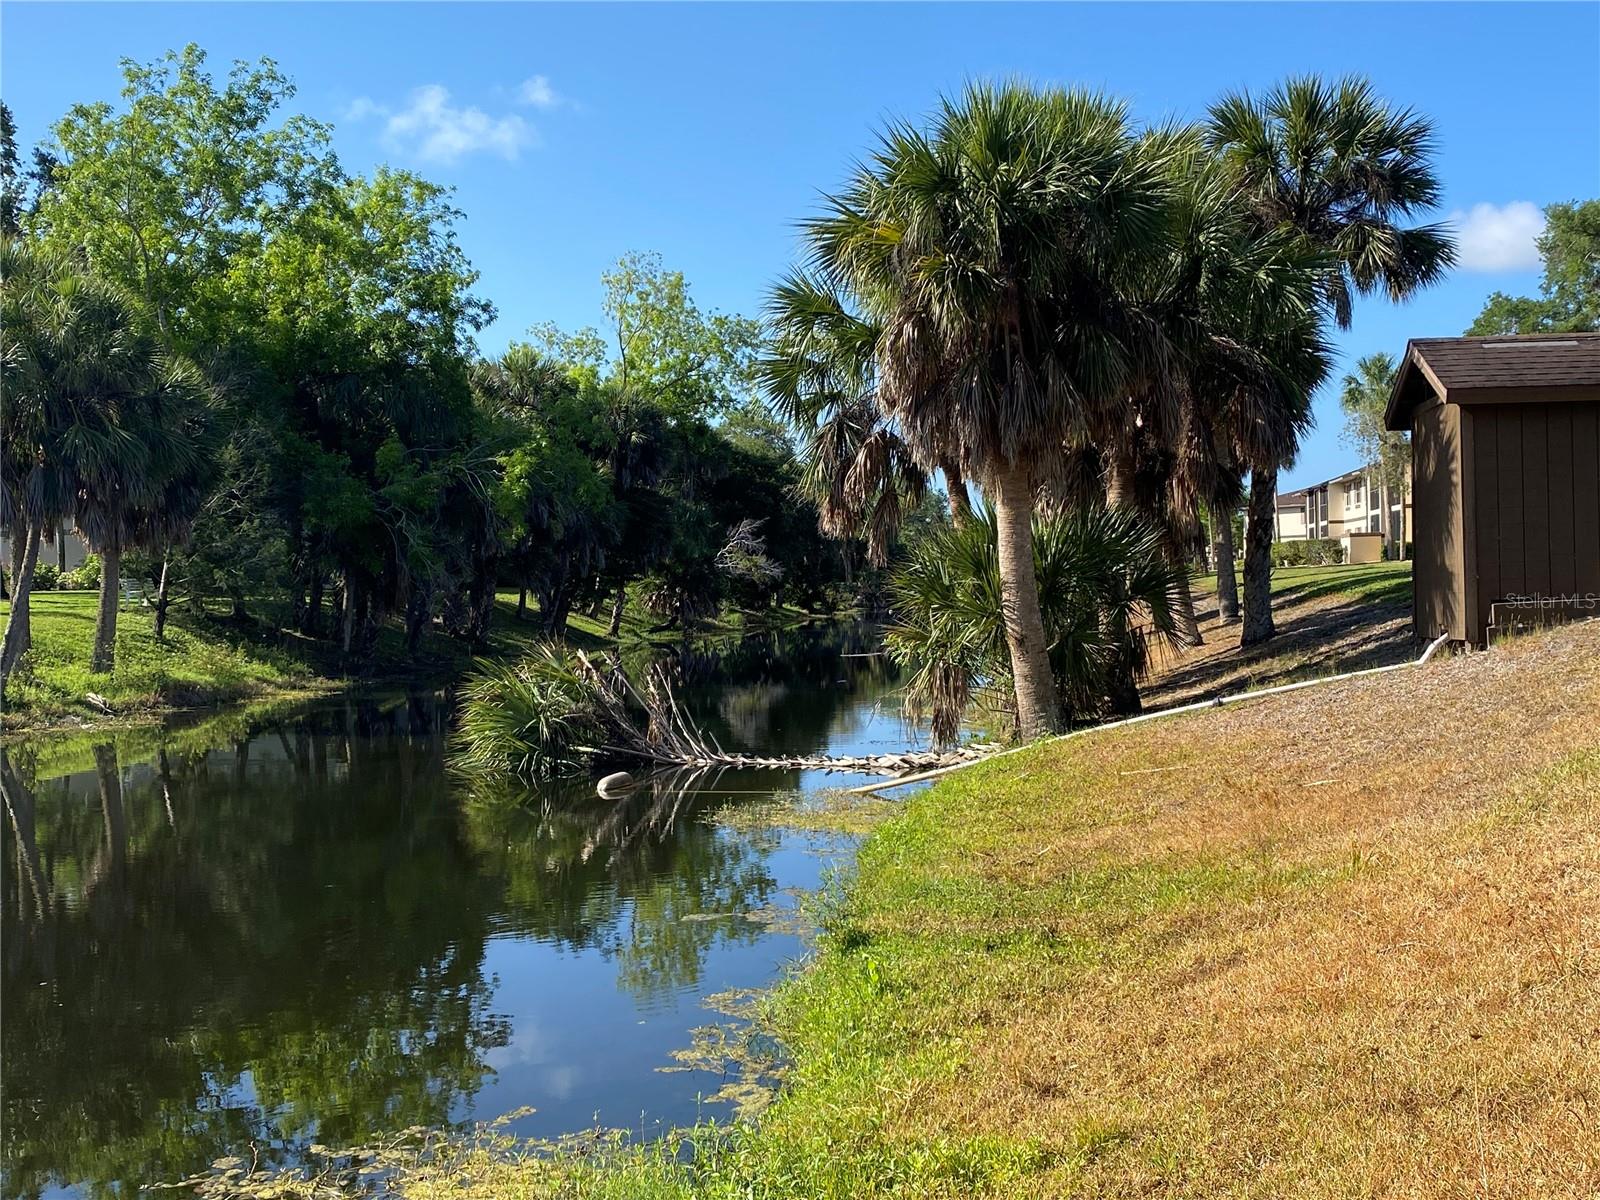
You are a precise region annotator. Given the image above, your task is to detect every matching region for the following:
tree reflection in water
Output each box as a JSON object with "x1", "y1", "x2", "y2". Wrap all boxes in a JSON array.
[{"x1": 1, "y1": 623, "x2": 903, "y2": 1199}]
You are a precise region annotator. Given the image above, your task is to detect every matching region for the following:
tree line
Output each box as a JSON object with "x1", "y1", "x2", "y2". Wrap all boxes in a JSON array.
[{"x1": 0, "y1": 48, "x2": 878, "y2": 696}]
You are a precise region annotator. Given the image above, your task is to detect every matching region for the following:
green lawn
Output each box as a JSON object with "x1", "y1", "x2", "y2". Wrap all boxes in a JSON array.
[
  {"x1": 0, "y1": 590, "x2": 324, "y2": 725},
  {"x1": 1194, "y1": 559, "x2": 1413, "y2": 606},
  {"x1": 2, "y1": 586, "x2": 838, "y2": 729}
]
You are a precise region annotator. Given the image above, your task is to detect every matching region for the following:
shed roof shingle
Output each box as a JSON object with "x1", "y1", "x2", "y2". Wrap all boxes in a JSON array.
[
  {"x1": 1409, "y1": 332, "x2": 1600, "y2": 391},
  {"x1": 1385, "y1": 332, "x2": 1600, "y2": 429}
]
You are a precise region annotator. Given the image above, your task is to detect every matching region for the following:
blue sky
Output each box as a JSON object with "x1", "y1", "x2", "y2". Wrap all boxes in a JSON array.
[{"x1": 4, "y1": 2, "x2": 1597, "y2": 488}]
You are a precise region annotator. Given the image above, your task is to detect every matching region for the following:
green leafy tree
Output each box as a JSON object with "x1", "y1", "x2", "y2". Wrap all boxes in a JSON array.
[
  {"x1": 528, "y1": 254, "x2": 763, "y2": 633},
  {"x1": 35, "y1": 44, "x2": 339, "y2": 342},
  {"x1": 1467, "y1": 201, "x2": 1600, "y2": 335},
  {"x1": 0, "y1": 103, "x2": 22, "y2": 236}
]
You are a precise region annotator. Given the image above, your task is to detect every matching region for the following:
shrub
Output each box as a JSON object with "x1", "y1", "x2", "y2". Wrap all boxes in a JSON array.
[
  {"x1": 886, "y1": 505, "x2": 1186, "y2": 743},
  {"x1": 1272, "y1": 538, "x2": 1344, "y2": 567},
  {"x1": 30, "y1": 563, "x2": 60, "y2": 591},
  {"x1": 454, "y1": 649, "x2": 607, "y2": 778},
  {"x1": 59, "y1": 554, "x2": 102, "y2": 591}
]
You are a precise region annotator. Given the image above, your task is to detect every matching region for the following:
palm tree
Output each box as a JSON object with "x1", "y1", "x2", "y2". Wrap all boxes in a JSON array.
[
  {"x1": 886, "y1": 504, "x2": 1186, "y2": 743},
  {"x1": 1339, "y1": 352, "x2": 1406, "y2": 554},
  {"x1": 84, "y1": 354, "x2": 215, "y2": 661},
  {"x1": 1091, "y1": 130, "x2": 1329, "y2": 652},
  {"x1": 1, "y1": 242, "x2": 153, "y2": 683},
  {"x1": 760, "y1": 272, "x2": 934, "y2": 567},
  {"x1": 800, "y1": 83, "x2": 1173, "y2": 738},
  {"x1": 1207, "y1": 76, "x2": 1454, "y2": 645}
]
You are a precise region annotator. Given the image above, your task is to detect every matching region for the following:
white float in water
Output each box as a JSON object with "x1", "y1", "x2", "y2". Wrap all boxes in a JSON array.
[{"x1": 596, "y1": 771, "x2": 636, "y2": 798}]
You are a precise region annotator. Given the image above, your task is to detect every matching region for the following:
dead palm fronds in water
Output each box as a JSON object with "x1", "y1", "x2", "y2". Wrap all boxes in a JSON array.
[{"x1": 454, "y1": 646, "x2": 996, "y2": 779}]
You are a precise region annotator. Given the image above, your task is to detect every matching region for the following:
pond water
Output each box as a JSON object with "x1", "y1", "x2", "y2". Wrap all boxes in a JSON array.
[{"x1": 1, "y1": 624, "x2": 927, "y2": 1200}]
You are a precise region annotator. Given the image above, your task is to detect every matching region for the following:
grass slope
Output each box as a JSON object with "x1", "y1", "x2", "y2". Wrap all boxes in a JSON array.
[
  {"x1": 1, "y1": 589, "x2": 832, "y2": 729},
  {"x1": 389, "y1": 618, "x2": 1599, "y2": 1199}
]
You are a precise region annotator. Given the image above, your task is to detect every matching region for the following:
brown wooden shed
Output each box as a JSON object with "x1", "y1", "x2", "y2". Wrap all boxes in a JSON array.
[{"x1": 1385, "y1": 332, "x2": 1600, "y2": 645}]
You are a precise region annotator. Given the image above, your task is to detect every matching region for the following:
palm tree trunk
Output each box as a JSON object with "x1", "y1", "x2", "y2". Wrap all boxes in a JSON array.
[
  {"x1": 303, "y1": 572, "x2": 324, "y2": 637},
  {"x1": 1173, "y1": 573, "x2": 1203, "y2": 646},
  {"x1": 154, "y1": 556, "x2": 172, "y2": 641},
  {"x1": 1105, "y1": 445, "x2": 1136, "y2": 509},
  {"x1": 608, "y1": 585, "x2": 627, "y2": 637},
  {"x1": 516, "y1": 587, "x2": 528, "y2": 622},
  {"x1": 341, "y1": 575, "x2": 358, "y2": 655},
  {"x1": 993, "y1": 463, "x2": 1062, "y2": 739},
  {"x1": 941, "y1": 456, "x2": 973, "y2": 528},
  {"x1": 1, "y1": 522, "x2": 43, "y2": 681},
  {"x1": 1242, "y1": 469, "x2": 1277, "y2": 647},
  {"x1": 1213, "y1": 506, "x2": 1240, "y2": 623},
  {"x1": 91, "y1": 548, "x2": 121, "y2": 673},
  {"x1": 56, "y1": 523, "x2": 67, "y2": 572}
]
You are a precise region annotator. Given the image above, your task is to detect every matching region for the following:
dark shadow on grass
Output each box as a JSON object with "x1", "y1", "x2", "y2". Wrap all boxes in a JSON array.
[{"x1": 1144, "y1": 591, "x2": 1416, "y2": 708}]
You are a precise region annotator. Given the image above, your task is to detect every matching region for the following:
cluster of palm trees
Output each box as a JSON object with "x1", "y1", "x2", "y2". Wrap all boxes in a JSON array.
[
  {"x1": 0, "y1": 240, "x2": 215, "y2": 685},
  {"x1": 766, "y1": 76, "x2": 1452, "y2": 738}
]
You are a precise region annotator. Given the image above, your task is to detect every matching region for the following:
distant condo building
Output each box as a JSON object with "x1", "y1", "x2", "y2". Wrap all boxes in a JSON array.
[{"x1": 1273, "y1": 463, "x2": 1413, "y2": 563}]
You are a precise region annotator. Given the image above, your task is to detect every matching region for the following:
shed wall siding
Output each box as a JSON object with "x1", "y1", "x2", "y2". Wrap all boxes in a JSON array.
[
  {"x1": 1412, "y1": 401, "x2": 1465, "y2": 640},
  {"x1": 1468, "y1": 401, "x2": 1600, "y2": 636}
]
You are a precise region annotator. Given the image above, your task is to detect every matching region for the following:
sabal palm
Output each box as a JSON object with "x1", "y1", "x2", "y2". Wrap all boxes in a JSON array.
[
  {"x1": 1073, "y1": 130, "x2": 1329, "y2": 650},
  {"x1": 1339, "y1": 351, "x2": 1406, "y2": 548},
  {"x1": 1, "y1": 242, "x2": 161, "y2": 680},
  {"x1": 886, "y1": 504, "x2": 1185, "y2": 744},
  {"x1": 804, "y1": 83, "x2": 1173, "y2": 737},
  {"x1": 1207, "y1": 76, "x2": 1452, "y2": 644},
  {"x1": 761, "y1": 271, "x2": 929, "y2": 567},
  {"x1": 76, "y1": 351, "x2": 215, "y2": 668}
]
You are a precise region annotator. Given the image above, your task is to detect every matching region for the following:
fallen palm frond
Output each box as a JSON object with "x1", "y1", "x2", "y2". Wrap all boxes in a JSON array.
[{"x1": 454, "y1": 645, "x2": 999, "y2": 779}]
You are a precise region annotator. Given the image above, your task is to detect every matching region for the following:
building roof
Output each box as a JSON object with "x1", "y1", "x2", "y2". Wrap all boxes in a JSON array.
[
  {"x1": 1276, "y1": 465, "x2": 1370, "y2": 507},
  {"x1": 1385, "y1": 332, "x2": 1600, "y2": 429}
]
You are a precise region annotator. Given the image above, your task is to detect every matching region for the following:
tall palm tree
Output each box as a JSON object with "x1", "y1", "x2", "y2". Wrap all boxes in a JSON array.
[
  {"x1": 801, "y1": 83, "x2": 1173, "y2": 738},
  {"x1": 78, "y1": 353, "x2": 215, "y2": 664},
  {"x1": 1208, "y1": 76, "x2": 1454, "y2": 645},
  {"x1": 1, "y1": 242, "x2": 153, "y2": 683},
  {"x1": 1093, "y1": 129, "x2": 1329, "y2": 652}
]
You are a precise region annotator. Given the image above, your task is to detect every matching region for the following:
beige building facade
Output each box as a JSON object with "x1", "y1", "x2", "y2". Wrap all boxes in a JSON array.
[{"x1": 1274, "y1": 462, "x2": 1413, "y2": 558}]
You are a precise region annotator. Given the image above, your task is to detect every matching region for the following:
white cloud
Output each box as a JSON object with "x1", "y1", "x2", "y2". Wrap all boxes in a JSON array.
[
  {"x1": 1448, "y1": 201, "x2": 1546, "y2": 272},
  {"x1": 517, "y1": 75, "x2": 563, "y2": 109},
  {"x1": 345, "y1": 85, "x2": 533, "y2": 165}
]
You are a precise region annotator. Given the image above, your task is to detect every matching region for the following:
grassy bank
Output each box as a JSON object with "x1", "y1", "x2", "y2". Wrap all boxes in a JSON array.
[
  {"x1": 1192, "y1": 557, "x2": 1413, "y2": 606},
  {"x1": 346, "y1": 617, "x2": 1598, "y2": 1199},
  {"x1": 1, "y1": 588, "x2": 838, "y2": 731},
  {"x1": 0, "y1": 591, "x2": 333, "y2": 727}
]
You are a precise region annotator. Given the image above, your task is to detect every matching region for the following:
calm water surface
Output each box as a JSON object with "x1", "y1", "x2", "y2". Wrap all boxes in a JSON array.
[{"x1": 1, "y1": 624, "x2": 924, "y2": 1199}]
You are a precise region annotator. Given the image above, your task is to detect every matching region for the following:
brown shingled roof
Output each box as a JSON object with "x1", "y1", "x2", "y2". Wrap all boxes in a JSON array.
[{"x1": 1384, "y1": 332, "x2": 1600, "y2": 429}]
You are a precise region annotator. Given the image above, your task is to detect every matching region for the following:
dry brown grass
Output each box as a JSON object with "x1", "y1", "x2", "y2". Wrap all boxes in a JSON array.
[{"x1": 842, "y1": 620, "x2": 1600, "y2": 1197}]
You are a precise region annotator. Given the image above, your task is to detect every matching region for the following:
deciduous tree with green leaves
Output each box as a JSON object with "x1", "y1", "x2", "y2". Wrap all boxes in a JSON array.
[{"x1": 1468, "y1": 201, "x2": 1599, "y2": 335}]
